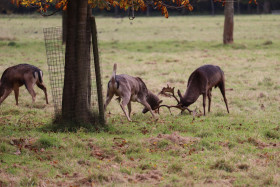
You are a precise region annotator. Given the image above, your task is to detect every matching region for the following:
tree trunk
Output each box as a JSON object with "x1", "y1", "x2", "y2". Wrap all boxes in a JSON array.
[
  {"x1": 210, "y1": 0, "x2": 215, "y2": 16},
  {"x1": 146, "y1": 6, "x2": 150, "y2": 16},
  {"x1": 62, "y1": 0, "x2": 93, "y2": 124},
  {"x1": 91, "y1": 17, "x2": 105, "y2": 125},
  {"x1": 223, "y1": 0, "x2": 234, "y2": 44},
  {"x1": 114, "y1": 6, "x2": 119, "y2": 17},
  {"x1": 62, "y1": 0, "x2": 78, "y2": 120},
  {"x1": 263, "y1": 0, "x2": 271, "y2": 14},
  {"x1": 237, "y1": 0, "x2": 240, "y2": 15}
]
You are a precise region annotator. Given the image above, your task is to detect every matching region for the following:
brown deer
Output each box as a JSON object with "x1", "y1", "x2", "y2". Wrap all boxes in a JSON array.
[
  {"x1": 159, "y1": 65, "x2": 229, "y2": 116},
  {"x1": 104, "y1": 64, "x2": 162, "y2": 122},
  {"x1": 0, "y1": 64, "x2": 49, "y2": 106}
]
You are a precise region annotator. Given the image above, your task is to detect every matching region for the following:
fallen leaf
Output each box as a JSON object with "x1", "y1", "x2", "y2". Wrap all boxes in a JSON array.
[{"x1": 14, "y1": 149, "x2": 21, "y2": 155}]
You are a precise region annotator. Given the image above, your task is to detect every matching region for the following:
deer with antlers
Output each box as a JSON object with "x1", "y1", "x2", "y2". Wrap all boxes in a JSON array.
[{"x1": 158, "y1": 65, "x2": 229, "y2": 116}]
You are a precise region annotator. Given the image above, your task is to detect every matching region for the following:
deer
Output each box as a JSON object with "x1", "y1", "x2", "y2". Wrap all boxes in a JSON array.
[
  {"x1": 104, "y1": 63, "x2": 162, "y2": 122},
  {"x1": 0, "y1": 64, "x2": 49, "y2": 106},
  {"x1": 158, "y1": 65, "x2": 229, "y2": 116}
]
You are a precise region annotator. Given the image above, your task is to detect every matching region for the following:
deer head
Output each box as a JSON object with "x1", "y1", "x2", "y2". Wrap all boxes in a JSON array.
[{"x1": 142, "y1": 91, "x2": 163, "y2": 114}]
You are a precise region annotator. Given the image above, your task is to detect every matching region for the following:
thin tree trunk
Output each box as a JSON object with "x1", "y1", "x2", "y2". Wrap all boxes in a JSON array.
[
  {"x1": 223, "y1": 0, "x2": 234, "y2": 44},
  {"x1": 91, "y1": 17, "x2": 105, "y2": 125},
  {"x1": 210, "y1": 0, "x2": 215, "y2": 16},
  {"x1": 114, "y1": 6, "x2": 119, "y2": 17},
  {"x1": 237, "y1": 0, "x2": 240, "y2": 15},
  {"x1": 263, "y1": 0, "x2": 271, "y2": 14},
  {"x1": 87, "y1": 6, "x2": 92, "y2": 108}
]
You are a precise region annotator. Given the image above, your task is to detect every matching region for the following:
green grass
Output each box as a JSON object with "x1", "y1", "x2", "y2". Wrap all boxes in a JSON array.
[{"x1": 0, "y1": 15, "x2": 280, "y2": 186}]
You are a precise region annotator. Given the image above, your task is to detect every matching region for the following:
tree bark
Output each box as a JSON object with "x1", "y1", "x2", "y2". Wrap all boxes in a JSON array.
[
  {"x1": 237, "y1": 0, "x2": 240, "y2": 15},
  {"x1": 75, "y1": 0, "x2": 90, "y2": 122},
  {"x1": 146, "y1": 6, "x2": 150, "y2": 16},
  {"x1": 223, "y1": 0, "x2": 234, "y2": 44},
  {"x1": 210, "y1": 0, "x2": 215, "y2": 16},
  {"x1": 91, "y1": 17, "x2": 105, "y2": 125},
  {"x1": 263, "y1": 0, "x2": 271, "y2": 14},
  {"x1": 114, "y1": 6, "x2": 119, "y2": 17},
  {"x1": 62, "y1": 0, "x2": 78, "y2": 120},
  {"x1": 62, "y1": 0, "x2": 93, "y2": 124}
]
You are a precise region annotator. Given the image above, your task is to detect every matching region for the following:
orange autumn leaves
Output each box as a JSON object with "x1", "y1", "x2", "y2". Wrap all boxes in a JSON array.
[
  {"x1": 88, "y1": 0, "x2": 193, "y2": 18},
  {"x1": 11, "y1": 0, "x2": 67, "y2": 12},
  {"x1": 11, "y1": 0, "x2": 192, "y2": 18},
  {"x1": 11, "y1": 0, "x2": 256, "y2": 18},
  {"x1": 214, "y1": 0, "x2": 257, "y2": 7}
]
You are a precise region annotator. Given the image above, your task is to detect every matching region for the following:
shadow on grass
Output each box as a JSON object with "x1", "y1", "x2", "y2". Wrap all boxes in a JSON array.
[{"x1": 40, "y1": 113, "x2": 109, "y2": 133}]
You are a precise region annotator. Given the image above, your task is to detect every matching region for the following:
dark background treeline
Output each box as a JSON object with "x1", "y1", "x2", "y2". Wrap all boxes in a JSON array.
[{"x1": 1, "y1": 0, "x2": 280, "y2": 16}]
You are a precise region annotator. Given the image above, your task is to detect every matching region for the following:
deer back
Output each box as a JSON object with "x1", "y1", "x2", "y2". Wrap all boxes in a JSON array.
[
  {"x1": 0, "y1": 64, "x2": 42, "y2": 88},
  {"x1": 183, "y1": 65, "x2": 224, "y2": 103}
]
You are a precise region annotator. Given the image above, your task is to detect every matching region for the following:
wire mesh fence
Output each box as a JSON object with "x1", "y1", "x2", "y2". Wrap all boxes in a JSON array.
[
  {"x1": 43, "y1": 27, "x2": 64, "y2": 114},
  {"x1": 43, "y1": 27, "x2": 100, "y2": 119}
]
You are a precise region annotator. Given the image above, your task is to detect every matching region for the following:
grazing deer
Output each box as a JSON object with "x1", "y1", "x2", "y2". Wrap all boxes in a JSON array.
[
  {"x1": 0, "y1": 64, "x2": 49, "y2": 106},
  {"x1": 104, "y1": 64, "x2": 162, "y2": 122},
  {"x1": 159, "y1": 65, "x2": 229, "y2": 116}
]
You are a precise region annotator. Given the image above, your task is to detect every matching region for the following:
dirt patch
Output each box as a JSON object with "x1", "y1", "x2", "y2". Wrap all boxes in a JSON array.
[
  {"x1": 8, "y1": 137, "x2": 41, "y2": 154},
  {"x1": 247, "y1": 137, "x2": 279, "y2": 149},
  {"x1": 88, "y1": 143, "x2": 115, "y2": 160},
  {"x1": 134, "y1": 170, "x2": 163, "y2": 184},
  {"x1": 203, "y1": 178, "x2": 235, "y2": 186},
  {"x1": 148, "y1": 132, "x2": 200, "y2": 147}
]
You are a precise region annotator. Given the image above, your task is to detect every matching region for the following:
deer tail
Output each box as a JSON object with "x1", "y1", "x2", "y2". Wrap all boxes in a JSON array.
[
  {"x1": 111, "y1": 63, "x2": 117, "y2": 86},
  {"x1": 33, "y1": 70, "x2": 43, "y2": 83}
]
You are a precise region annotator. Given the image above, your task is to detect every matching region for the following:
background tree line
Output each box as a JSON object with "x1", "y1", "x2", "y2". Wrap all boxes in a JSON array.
[{"x1": 1, "y1": 0, "x2": 280, "y2": 15}]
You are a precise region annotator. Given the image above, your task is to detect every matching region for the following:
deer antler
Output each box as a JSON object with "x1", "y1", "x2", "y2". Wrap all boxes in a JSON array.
[
  {"x1": 158, "y1": 104, "x2": 192, "y2": 115},
  {"x1": 158, "y1": 84, "x2": 180, "y2": 104},
  {"x1": 157, "y1": 84, "x2": 192, "y2": 115}
]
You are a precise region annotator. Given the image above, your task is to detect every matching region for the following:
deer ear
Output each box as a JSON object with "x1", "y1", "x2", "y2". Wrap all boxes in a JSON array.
[
  {"x1": 177, "y1": 90, "x2": 182, "y2": 99},
  {"x1": 158, "y1": 100, "x2": 163, "y2": 104}
]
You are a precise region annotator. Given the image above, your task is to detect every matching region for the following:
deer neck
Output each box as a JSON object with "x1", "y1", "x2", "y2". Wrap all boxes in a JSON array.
[{"x1": 183, "y1": 86, "x2": 200, "y2": 103}]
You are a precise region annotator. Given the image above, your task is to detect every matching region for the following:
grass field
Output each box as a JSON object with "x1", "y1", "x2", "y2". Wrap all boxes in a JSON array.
[{"x1": 0, "y1": 15, "x2": 280, "y2": 186}]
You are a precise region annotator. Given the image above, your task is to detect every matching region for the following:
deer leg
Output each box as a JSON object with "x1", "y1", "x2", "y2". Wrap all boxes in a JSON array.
[
  {"x1": 0, "y1": 89, "x2": 13, "y2": 105},
  {"x1": 128, "y1": 101, "x2": 132, "y2": 117},
  {"x1": 218, "y1": 82, "x2": 230, "y2": 113},
  {"x1": 208, "y1": 88, "x2": 212, "y2": 112},
  {"x1": 202, "y1": 93, "x2": 207, "y2": 116},
  {"x1": 14, "y1": 87, "x2": 19, "y2": 105},
  {"x1": 139, "y1": 99, "x2": 157, "y2": 120},
  {"x1": 36, "y1": 82, "x2": 49, "y2": 104},
  {"x1": 104, "y1": 92, "x2": 114, "y2": 111},
  {"x1": 25, "y1": 83, "x2": 36, "y2": 103},
  {"x1": 120, "y1": 96, "x2": 132, "y2": 122}
]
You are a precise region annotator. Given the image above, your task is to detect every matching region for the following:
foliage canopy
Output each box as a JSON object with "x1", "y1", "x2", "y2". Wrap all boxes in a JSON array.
[
  {"x1": 11, "y1": 0, "x2": 195, "y2": 18},
  {"x1": 11, "y1": 0, "x2": 258, "y2": 18}
]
